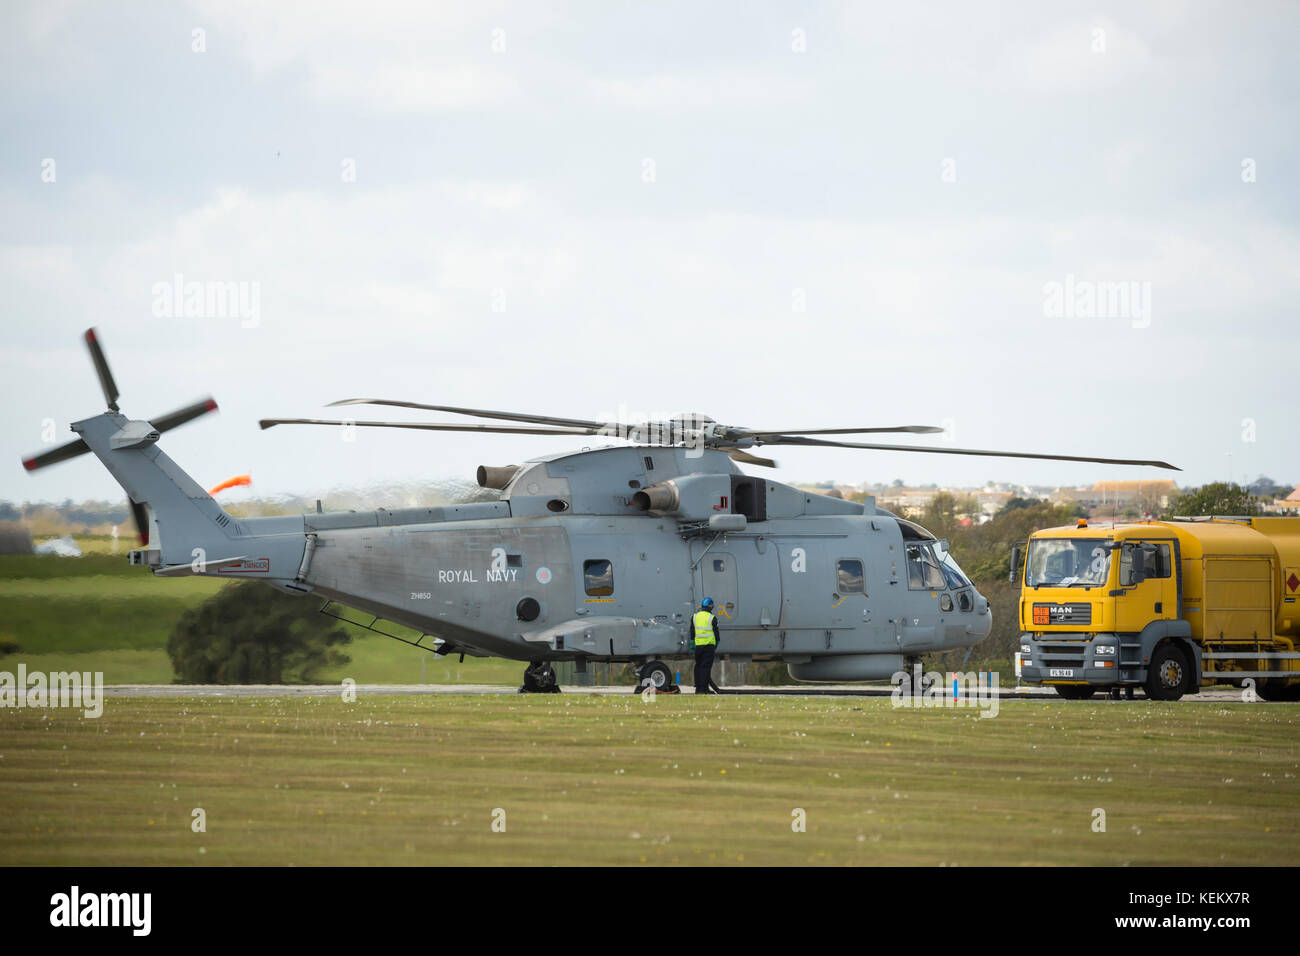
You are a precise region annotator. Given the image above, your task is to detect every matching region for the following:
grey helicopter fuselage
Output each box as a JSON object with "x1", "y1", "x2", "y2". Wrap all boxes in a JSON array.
[
  {"x1": 97, "y1": 426, "x2": 989, "y2": 681},
  {"x1": 30, "y1": 328, "x2": 1180, "y2": 686}
]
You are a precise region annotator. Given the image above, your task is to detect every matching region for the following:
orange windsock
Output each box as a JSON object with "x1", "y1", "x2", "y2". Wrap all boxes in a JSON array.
[{"x1": 209, "y1": 474, "x2": 252, "y2": 495}]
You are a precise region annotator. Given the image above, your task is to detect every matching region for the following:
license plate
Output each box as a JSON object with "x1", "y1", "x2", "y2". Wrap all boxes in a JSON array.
[{"x1": 1049, "y1": 668, "x2": 1075, "y2": 678}]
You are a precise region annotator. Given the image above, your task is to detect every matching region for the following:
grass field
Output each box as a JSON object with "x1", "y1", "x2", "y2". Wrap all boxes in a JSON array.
[
  {"x1": 0, "y1": 694, "x2": 1296, "y2": 865},
  {"x1": 0, "y1": 553, "x2": 526, "y2": 685}
]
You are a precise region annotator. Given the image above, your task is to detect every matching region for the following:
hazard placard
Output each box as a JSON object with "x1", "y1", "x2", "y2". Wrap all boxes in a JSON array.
[{"x1": 1286, "y1": 567, "x2": 1300, "y2": 595}]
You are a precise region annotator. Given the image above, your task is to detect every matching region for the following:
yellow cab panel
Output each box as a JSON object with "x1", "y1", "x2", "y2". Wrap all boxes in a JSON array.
[{"x1": 1020, "y1": 522, "x2": 1178, "y2": 635}]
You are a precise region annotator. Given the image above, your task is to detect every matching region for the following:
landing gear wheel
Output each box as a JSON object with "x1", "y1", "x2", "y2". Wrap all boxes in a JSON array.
[
  {"x1": 897, "y1": 664, "x2": 933, "y2": 698},
  {"x1": 1144, "y1": 644, "x2": 1190, "y2": 701},
  {"x1": 1055, "y1": 685, "x2": 1096, "y2": 700},
  {"x1": 636, "y1": 660, "x2": 674, "y2": 693},
  {"x1": 519, "y1": 662, "x2": 561, "y2": 694}
]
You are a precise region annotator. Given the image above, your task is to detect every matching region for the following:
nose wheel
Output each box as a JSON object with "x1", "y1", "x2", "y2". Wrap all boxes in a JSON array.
[{"x1": 519, "y1": 662, "x2": 561, "y2": 694}]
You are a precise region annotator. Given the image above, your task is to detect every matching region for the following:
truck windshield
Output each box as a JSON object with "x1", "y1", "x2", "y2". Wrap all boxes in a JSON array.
[{"x1": 1026, "y1": 538, "x2": 1111, "y2": 588}]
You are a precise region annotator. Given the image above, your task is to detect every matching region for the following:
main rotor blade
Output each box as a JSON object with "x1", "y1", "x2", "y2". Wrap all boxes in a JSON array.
[
  {"x1": 758, "y1": 436, "x2": 1179, "y2": 470},
  {"x1": 737, "y1": 425, "x2": 944, "y2": 437},
  {"x1": 150, "y1": 397, "x2": 218, "y2": 433},
  {"x1": 327, "y1": 399, "x2": 607, "y2": 432},
  {"x1": 259, "y1": 418, "x2": 598, "y2": 436},
  {"x1": 729, "y1": 449, "x2": 779, "y2": 469},
  {"x1": 22, "y1": 438, "x2": 91, "y2": 471},
  {"x1": 83, "y1": 328, "x2": 120, "y2": 412}
]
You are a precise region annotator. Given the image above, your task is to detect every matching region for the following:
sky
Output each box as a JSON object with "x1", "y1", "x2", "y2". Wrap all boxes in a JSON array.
[{"x1": 2, "y1": 1, "x2": 1298, "y2": 507}]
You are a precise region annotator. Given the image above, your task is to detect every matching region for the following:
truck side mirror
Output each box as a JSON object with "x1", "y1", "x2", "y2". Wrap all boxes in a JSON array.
[{"x1": 1009, "y1": 545, "x2": 1022, "y2": 584}]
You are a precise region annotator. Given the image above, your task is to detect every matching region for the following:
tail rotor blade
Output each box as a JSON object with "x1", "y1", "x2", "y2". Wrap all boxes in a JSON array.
[
  {"x1": 22, "y1": 438, "x2": 91, "y2": 472},
  {"x1": 23, "y1": 398, "x2": 217, "y2": 474},
  {"x1": 130, "y1": 500, "x2": 150, "y2": 546},
  {"x1": 83, "y1": 328, "x2": 120, "y2": 412},
  {"x1": 151, "y1": 397, "x2": 218, "y2": 433}
]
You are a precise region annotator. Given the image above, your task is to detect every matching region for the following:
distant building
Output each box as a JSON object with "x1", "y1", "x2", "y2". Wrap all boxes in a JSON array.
[
  {"x1": 1267, "y1": 485, "x2": 1300, "y2": 515},
  {"x1": 875, "y1": 487, "x2": 942, "y2": 516},
  {"x1": 973, "y1": 490, "x2": 1013, "y2": 519},
  {"x1": 1053, "y1": 480, "x2": 1176, "y2": 514}
]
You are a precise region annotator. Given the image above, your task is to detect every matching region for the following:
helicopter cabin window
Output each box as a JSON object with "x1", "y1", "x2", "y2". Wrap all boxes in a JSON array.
[
  {"x1": 583, "y1": 559, "x2": 615, "y2": 596},
  {"x1": 712, "y1": 558, "x2": 726, "y2": 572},
  {"x1": 836, "y1": 559, "x2": 865, "y2": 594},
  {"x1": 906, "y1": 544, "x2": 945, "y2": 590}
]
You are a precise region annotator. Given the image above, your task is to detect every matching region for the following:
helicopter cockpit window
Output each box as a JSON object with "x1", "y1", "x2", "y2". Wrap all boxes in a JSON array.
[
  {"x1": 583, "y1": 559, "x2": 614, "y2": 596},
  {"x1": 836, "y1": 559, "x2": 865, "y2": 594},
  {"x1": 932, "y1": 541, "x2": 971, "y2": 590},
  {"x1": 906, "y1": 545, "x2": 945, "y2": 590}
]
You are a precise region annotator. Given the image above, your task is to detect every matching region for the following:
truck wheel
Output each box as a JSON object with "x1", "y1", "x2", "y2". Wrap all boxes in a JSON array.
[
  {"x1": 1054, "y1": 686, "x2": 1096, "y2": 700},
  {"x1": 1145, "y1": 644, "x2": 1190, "y2": 701}
]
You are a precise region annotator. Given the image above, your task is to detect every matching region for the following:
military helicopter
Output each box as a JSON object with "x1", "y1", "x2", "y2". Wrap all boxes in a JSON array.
[{"x1": 23, "y1": 329, "x2": 1178, "y2": 693}]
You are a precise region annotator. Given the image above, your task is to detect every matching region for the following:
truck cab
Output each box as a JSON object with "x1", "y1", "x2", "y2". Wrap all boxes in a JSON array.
[{"x1": 1014, "y1": 516, "x2": 1300, "y2": 701}]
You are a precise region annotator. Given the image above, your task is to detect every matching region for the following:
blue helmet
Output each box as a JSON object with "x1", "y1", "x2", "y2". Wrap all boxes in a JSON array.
[{"x1": 701, "y1": 597, "x2": 714, "y2": 610}]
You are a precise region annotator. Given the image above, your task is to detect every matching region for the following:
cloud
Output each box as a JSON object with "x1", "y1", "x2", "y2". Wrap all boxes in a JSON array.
[
  {"x1": 589, "y1": 71, "x2": 816, "y2": 110},
  {"x1": 4, "y1": 0, "x2": 1299, "y2": 499},
  {"x1": 996, "y1": 17, "x2": 1162, "y2": 94},
  {"x1": 190, "y1": 0, "x2": 519, "y2": 111}
]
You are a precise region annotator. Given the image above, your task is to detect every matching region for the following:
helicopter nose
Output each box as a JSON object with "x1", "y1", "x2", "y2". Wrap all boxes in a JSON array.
[{"x1": 967, "y1": 594, "x2": 993, "y2": 639}]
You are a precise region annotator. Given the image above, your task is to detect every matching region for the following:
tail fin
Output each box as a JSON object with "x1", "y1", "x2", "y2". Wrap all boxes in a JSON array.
[
  {"x1": 20, "y1": 328, "x2": 229, "y2": 566},
  {"x1": 23, "y1": 328, "x2": 313, "y2": 586},
  {"x1": 72, "y1": 411, "x2": 237, "y2": 566}
]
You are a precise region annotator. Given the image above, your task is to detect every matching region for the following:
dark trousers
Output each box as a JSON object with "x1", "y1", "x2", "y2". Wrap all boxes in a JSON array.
[{"x1": 694, "y1": 644, "x2": 716, "y2": 695}]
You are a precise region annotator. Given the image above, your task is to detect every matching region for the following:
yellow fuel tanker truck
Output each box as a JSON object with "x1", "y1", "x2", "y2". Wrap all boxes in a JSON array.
[{"x1": 1012, "y1": 516, "x2": 1300, "y2": 700}]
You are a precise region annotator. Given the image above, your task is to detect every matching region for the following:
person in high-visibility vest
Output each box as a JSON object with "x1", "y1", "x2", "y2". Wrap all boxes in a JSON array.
[{"x1": 690, "y1": 597, "x2": 721, "y2": 695}]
